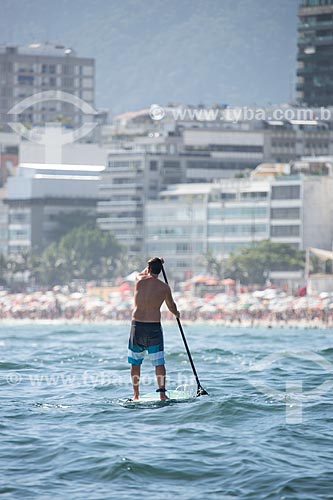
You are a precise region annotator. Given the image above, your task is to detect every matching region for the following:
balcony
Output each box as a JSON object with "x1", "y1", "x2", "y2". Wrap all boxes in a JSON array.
[
  {"x1": 297, "y1": 68, "x2": 333, "y2": 78},
  {"x1": 298, "y1": 20, "x2": 333, "y2": 31},
  {"x1": 298, "y1": 34, "x2": 333, "y2": 46},
  {"x1": 98, "y1": 200, "x2": 143, "y2": 207},
  {"x1": 100, "y1": 216, "x2": 143, "y2": 224},
  {"x1": 299, "y1": 6, "x2": 333, "y2": 17},
  {"x1": 110, "y1": 182, "x2": 144, "y2": 189}
]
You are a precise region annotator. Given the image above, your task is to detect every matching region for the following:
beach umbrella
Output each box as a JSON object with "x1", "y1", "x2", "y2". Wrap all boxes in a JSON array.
[
  {"x1": 190, "y1": 274, "x2": 219, "y2": 284},
  {"x1": 222, "y1": 278, "x2": 235, "y2": 285},
  {"x1": 118, "y1": 282, "x2": 131, "y2": 293}
]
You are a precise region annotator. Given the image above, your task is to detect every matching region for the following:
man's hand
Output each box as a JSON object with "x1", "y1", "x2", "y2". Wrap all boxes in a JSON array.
[
  {"x1": 159, "y1": 257, "x2": 164, "y2": 264},
  {"x1": 175, "y1": 310, "x2": 180, "y2": 319},
  {"x1": 136, "y1": 267, "x2": 149, "y2": 279}
]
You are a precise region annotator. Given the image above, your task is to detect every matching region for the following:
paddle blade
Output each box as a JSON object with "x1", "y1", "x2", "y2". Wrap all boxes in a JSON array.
[{"x1": 196, "y1": 386, "x2": 209, "y2": 397}]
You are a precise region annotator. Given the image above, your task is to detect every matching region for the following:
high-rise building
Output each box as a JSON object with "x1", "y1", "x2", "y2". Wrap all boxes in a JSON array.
[
  {"x1": 0, "y1": 43, "x2": 95, "y2": 131},
  {"x1": 297, "y1": 0, "x2": 333, "y2": 106}
]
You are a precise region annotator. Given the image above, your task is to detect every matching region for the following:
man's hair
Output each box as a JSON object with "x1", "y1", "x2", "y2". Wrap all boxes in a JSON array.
[{"x1": 148, "y1": 257, "x2": 162, "y2": 275}]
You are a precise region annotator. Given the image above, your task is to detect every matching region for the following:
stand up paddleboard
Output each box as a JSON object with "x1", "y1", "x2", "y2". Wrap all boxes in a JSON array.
[{"x1": 118, "y1": 389, "x2": 195, "y2": 408}]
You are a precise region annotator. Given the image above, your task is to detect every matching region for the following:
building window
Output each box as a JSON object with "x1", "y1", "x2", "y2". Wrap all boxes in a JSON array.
[
  {"x1": 223, "y1": 207, "x2": 268, "y2": 219},
  {"x1": 0, "y1": 62, "x2": 13, "y2": 72},
  {"x1": 271, "y1": 225, "x2": 300, "y2": 237},
  {"x1": 63, "y1": 65, "x2": 74, "y2": 75},
  {"x1": 209, "y1": 205, "x2": 268, "y2": 220},
  {"x1": 187, "y1": 160, "x2": 257, "y2": 171},
  {"x1": 221, "y1": 193, "x2": 236, "y2": 200},
  {"x1": 42, "y1": 64, "x2": 56, "y2": 74},
  {"x1": 9, "y1": 228, "x2": 30, "y2": 240},
  {"x1": 17, "y1": 75, "x2": 34, "y2": 85},
  {"x1": 163, "y1": 160, "x2": 180, "y2": 170},
  {"x1": 271, "y1": 185, "x2": 301, "y2": 200},
  {"x1": 62, "y1": 77, "x2": 74, "y2": 88},
  {"x1": 271, "y1": 207, "x2": 300, "y2": 219},
  {"x1": 240, "y1": 191, "x2": 268, "y2": 200},
  {"x1": 208, "y1": 207, "x2": 223, "y2": 219},
  {"x1": 208, "y1": 241, "x2": 248, "y2": 254},
  {"x1": 208, "y1": 224, "x2": 267, "y2": 236},
  {"x1": 107, "y1": 160, "x2": 142, "y2": 170},
  {"x1": 9, "y1": 212, "x2": 30, "y2": 224},
  {"x1": 208, "y1": 144, "x2": 263, "y2": 153},
  {"x1": 176, "y1": 243, "x2": 190, "y2": 252},
  {"x1": 82, "y1": 77, "x2": 93, "y2": 88},
  {"x1": 82, "y1": 66, "x2": 94, "y2": 76},
  {"x1": 17, "y1": 65, "x2": 34, "y2": 74},
  {"x1": 82, "y1": 90, "x2": 93, "y2": 101},
  {"x1": 150, "y1": 161, "x2": 158, "y2": 171}
]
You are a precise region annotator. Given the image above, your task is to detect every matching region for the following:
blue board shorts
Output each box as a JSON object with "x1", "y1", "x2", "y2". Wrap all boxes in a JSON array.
[{"x1": 128, "y1": 321, "x2": 165, "y2": 366}]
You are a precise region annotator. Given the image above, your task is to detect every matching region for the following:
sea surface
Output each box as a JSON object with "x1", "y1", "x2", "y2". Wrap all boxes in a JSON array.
[{"x1": 0, "y1": 322, "x2": 332, "y2": 500}]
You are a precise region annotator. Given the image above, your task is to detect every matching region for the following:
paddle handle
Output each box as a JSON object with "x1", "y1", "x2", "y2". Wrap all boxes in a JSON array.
[
  {"x1": 176, "y1": 317, "x2": 203, "y2": 390},
  {"x1": 161, "y1": 263, "x2": 208, "y2": 396}
]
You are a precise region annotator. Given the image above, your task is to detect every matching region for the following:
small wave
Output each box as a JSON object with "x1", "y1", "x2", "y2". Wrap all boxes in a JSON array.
[
  {"x1": 57, "y1": 455, "x2": 220, "y2": 482},
  {"x1": 0, "y1": 361, "x2": 32, "y2": 370},
  {"x1": 278, "y1": 472, "x2": 333, "y2": 498},
  {"x1": 319, "y1": 347, "x2": 333, "y2": 356}
]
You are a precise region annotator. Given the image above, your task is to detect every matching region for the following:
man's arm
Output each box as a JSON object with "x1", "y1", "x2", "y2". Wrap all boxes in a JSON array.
[{"x1": 165, "y1": 285, "x2": 180, "y2": 318}]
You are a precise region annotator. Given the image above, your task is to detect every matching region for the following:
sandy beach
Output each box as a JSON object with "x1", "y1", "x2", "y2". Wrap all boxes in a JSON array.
[{"x1": 1, "y1": 287, "x2": 332, "y2": 329}]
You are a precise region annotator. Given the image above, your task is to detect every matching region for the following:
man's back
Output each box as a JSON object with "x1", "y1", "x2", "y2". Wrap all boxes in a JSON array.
[{"x1": 132, "y1": 275, "x2": 168, "y2": 322}]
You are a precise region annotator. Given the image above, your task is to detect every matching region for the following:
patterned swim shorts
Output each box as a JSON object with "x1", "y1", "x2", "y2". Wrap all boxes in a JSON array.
[{"x1": 128, "y1": 321, "x2": 165, "y2": 366}]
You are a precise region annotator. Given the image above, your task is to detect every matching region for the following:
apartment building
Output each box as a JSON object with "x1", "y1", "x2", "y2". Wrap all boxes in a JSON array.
[
  {"x1": 145, "y1": 174, "x2": 333, "y2": 280},
  {"x1": 5, "y1": 161, "x2": 104, "y2": 254},
  {"x1": 97, "y1": 152, "x2": 186, "y2": 255},
  {"x1": 101, "y1": 105, "x2": 333, "y2": 175},
  {"x1": 0, "y1": 43, "x2": 95, "y2": 130},
  {"x1": 96, "y1": 105, "x2": 333, "y2": 258},
  {"x1": 297, "y1": 0, "x2": 333, "y2": 106}
]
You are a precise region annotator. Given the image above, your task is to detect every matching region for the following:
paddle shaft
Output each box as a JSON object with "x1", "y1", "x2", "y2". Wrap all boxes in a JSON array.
[{"x1": 161, "y1": 264, "x2": 208, "y2": 396}]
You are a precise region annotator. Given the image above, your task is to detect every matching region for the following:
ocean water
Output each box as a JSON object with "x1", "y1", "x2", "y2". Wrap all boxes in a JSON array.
[{"x1": 0, "y1": 322, "x2": 333, "y2": 500}]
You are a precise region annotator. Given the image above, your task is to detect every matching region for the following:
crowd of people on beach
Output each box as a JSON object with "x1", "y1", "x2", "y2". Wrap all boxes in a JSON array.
[{"x1": 0, "y1": 285, "x2": 332, "y2": 328}]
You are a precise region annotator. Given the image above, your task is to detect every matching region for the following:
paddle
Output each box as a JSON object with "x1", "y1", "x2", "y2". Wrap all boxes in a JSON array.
[{"x1": 161, "y1": 263, "x2": 208, "y2": 397}]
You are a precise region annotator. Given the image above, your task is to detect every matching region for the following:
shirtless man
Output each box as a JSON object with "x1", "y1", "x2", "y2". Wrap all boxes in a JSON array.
[{"x1": 128, "y1": 257, "x2": 180, "y2": 401}]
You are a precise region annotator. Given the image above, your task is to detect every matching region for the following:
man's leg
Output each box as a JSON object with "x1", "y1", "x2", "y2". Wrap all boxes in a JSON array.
[
  {"x1": 131, "y1": 364, "x2": 141, "y2": 400},
  {"x1": 155, "y1": 364, "x2": 168, "y2": 400}
]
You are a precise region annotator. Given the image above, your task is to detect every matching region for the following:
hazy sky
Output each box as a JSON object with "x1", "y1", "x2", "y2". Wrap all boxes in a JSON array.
[{"x1": 1, "y1": 0, "x2": 300, "y2": 114}]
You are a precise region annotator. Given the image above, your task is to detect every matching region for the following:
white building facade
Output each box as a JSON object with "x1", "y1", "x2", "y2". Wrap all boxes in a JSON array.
[
  {"x1": 145, "y1": 175, "x2": 333, "y2": 280},
  {"x1": 97, "y1": 152, "x2": 186, "y2": 256},
  {"x1": 5, "y1": 161, "x2": 104, "y2": 254}
]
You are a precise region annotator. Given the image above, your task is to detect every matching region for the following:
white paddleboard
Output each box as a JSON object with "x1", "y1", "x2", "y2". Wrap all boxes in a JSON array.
[{"x1": 119, "y1": 389, "x2": 195, "y2": 406}]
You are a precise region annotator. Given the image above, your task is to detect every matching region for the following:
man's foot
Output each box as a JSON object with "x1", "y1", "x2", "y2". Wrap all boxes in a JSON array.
[
  {"x1": 156, "y1": 387, "x2": 169, "y2": 401},
  {"x1": 132, "y1": 395, "x2": 139, "y2": 401}
]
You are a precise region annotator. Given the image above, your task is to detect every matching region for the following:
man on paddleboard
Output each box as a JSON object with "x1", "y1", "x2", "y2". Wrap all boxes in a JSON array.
[{"x1": 128, "y1": 257, "x2": 180, "y2": 401}]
